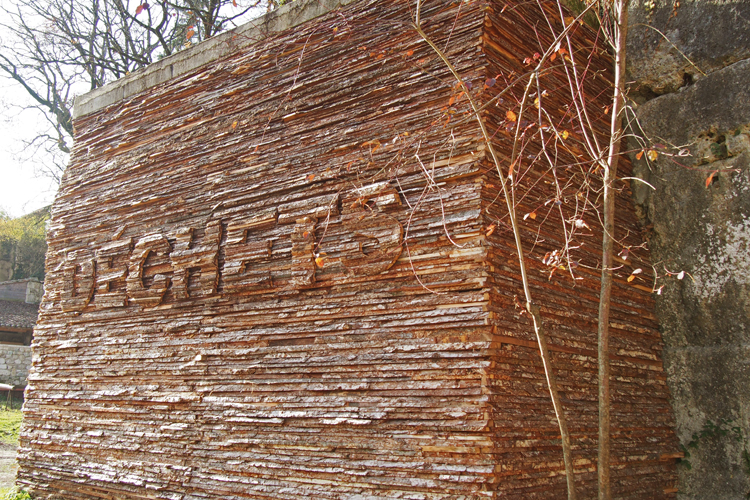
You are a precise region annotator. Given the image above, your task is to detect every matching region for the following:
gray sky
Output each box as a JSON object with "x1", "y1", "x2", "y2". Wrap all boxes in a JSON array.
[
  {"x1": 0, "y1": 60, "x2": 60, "y2": 218},
  {"x1": 0, "y1": 0, "x2": 65, "y2": 217}
]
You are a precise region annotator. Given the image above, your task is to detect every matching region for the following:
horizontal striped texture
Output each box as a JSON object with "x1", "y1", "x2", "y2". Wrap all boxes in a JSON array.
[{"x1": 18, "y1": 1, "x2": 677, "y2": 498}]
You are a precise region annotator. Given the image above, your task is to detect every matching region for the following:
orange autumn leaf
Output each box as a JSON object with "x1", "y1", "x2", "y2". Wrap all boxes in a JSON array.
[
  {"x1": 485, "y1": 223, "x2": 496, "y2": 236},
  {"x1": 636, "y1": 150, "x2": 644, "y2": 160},
  {"x1": 506, "y1": 110, "x2": 517, "y2": 122},
  {"x1": 627, "y1": 268, "x2": 643, "y2": 282},
  {"x1": 705, "y1": 170, "x2": 717, "y2": 187},
  {"x1": 406, "y1": 49, "x2": 414, "y2": 56},
  {"x1": 315, "y1": 256, "x2": 325, "y2": 268},
  {"x1": 361, "y1": 139, "x2": 381, "y2": 152},
  {"x1": 647, "y1": 149, "x2": 658, "y2": 161},
  {"x1": 231, "y1": 121, "x2": 238, "y2": 129}
]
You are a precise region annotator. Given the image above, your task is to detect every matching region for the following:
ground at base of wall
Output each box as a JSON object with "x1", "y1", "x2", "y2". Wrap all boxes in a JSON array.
[
  {"x1": 0, "y1": 443, "x2": 17, "y2": 492},
  {"x1": 0, "y1": 409, "x2": 22, "y2": 493}
]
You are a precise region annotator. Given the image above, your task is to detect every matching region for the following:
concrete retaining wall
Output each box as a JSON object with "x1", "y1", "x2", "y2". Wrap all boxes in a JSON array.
[
  {"x1": 0, "y1": 279, "x2": 43, "y2": 304},
  {"x1": 0, "y1": 281, "x2": 30, "y2": 302},
  {"x1": 628, "y1": 1, "x2": 750, "y2": 498}
]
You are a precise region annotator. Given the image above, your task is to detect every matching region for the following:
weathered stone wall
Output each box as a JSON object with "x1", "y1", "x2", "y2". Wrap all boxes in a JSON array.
[
  {"x1": 628, "y1": 1, "x2": 750, "y2": 498},
  {"x1": 0, "y1": 345, "x2": 32, "y2": 386}
]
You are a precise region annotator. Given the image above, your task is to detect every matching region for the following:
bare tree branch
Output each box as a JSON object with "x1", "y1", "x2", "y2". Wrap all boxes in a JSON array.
[{"x1": 0, "y1": 0, "x2": 276, "y2": 183}]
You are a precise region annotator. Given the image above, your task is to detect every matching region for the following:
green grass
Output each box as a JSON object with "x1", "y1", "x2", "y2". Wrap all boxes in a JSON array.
[
  {"x1": 0, "y1": 409, "x2": 23, "y2": 446},
  {"x1": 0, "y1": 409, "x2": 29, "y2": 499}
]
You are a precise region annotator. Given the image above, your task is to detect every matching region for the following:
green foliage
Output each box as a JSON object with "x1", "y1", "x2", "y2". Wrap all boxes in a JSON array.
[
  {"x1": 561, "y1": 0, "x2": 600, "y2": 28},
  {"x1": 0, "y1": 207, "x2": 49, "y2": 281},
  {"x1": 684, "y1": 418, "x2": 743, "y2": 449},
  {"x1": 0, "y1": 409, "x2": 23, "y2": 446},
  {"x1": 0, "y1": 487, "x2": 32, "y2": 500},
  {"x1": 678, "y1": 418, "x2": 750, "y2": 497},
  {"x1": 709, "y1": 140, "x2": 729, "y2": 160}
]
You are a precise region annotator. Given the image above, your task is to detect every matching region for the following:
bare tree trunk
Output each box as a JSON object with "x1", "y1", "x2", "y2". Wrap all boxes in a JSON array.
[{"x1": 598, "y1": 1, "x2": 629, "y2": 498}]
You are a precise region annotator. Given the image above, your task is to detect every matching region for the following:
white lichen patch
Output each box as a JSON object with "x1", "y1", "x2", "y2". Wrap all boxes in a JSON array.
[{"x1": 693, "y1": 218, "x2": 750, "y2": 299}]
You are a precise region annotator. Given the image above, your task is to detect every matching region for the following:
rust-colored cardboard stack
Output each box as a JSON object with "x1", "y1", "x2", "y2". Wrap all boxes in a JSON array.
[{"x1": 18, "y1": 0, "x2": 678, "y2": 498}]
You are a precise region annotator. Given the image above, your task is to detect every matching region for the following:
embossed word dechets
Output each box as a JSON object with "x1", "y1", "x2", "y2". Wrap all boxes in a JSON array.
[{"x1": 60, "y1": 190, "x2": 404, "y2": 313}]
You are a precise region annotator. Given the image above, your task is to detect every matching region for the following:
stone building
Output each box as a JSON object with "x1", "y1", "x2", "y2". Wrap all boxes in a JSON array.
[{"x1": 0, "y1": 278, "x2": 40, "y2": 386}]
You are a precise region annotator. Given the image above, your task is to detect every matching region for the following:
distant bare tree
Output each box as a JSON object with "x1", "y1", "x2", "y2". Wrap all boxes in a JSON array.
[{"x1": 0, "y1": 0, "x2": 276, "y2": 181}]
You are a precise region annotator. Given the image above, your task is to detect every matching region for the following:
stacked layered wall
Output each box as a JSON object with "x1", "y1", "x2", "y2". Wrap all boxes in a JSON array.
[
  {"x1": 479, "y1": 3, "x2": 679, "y2": 498},
  {"x1": 19, "y1": 1, "x2": 677, "y2": 498}
]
